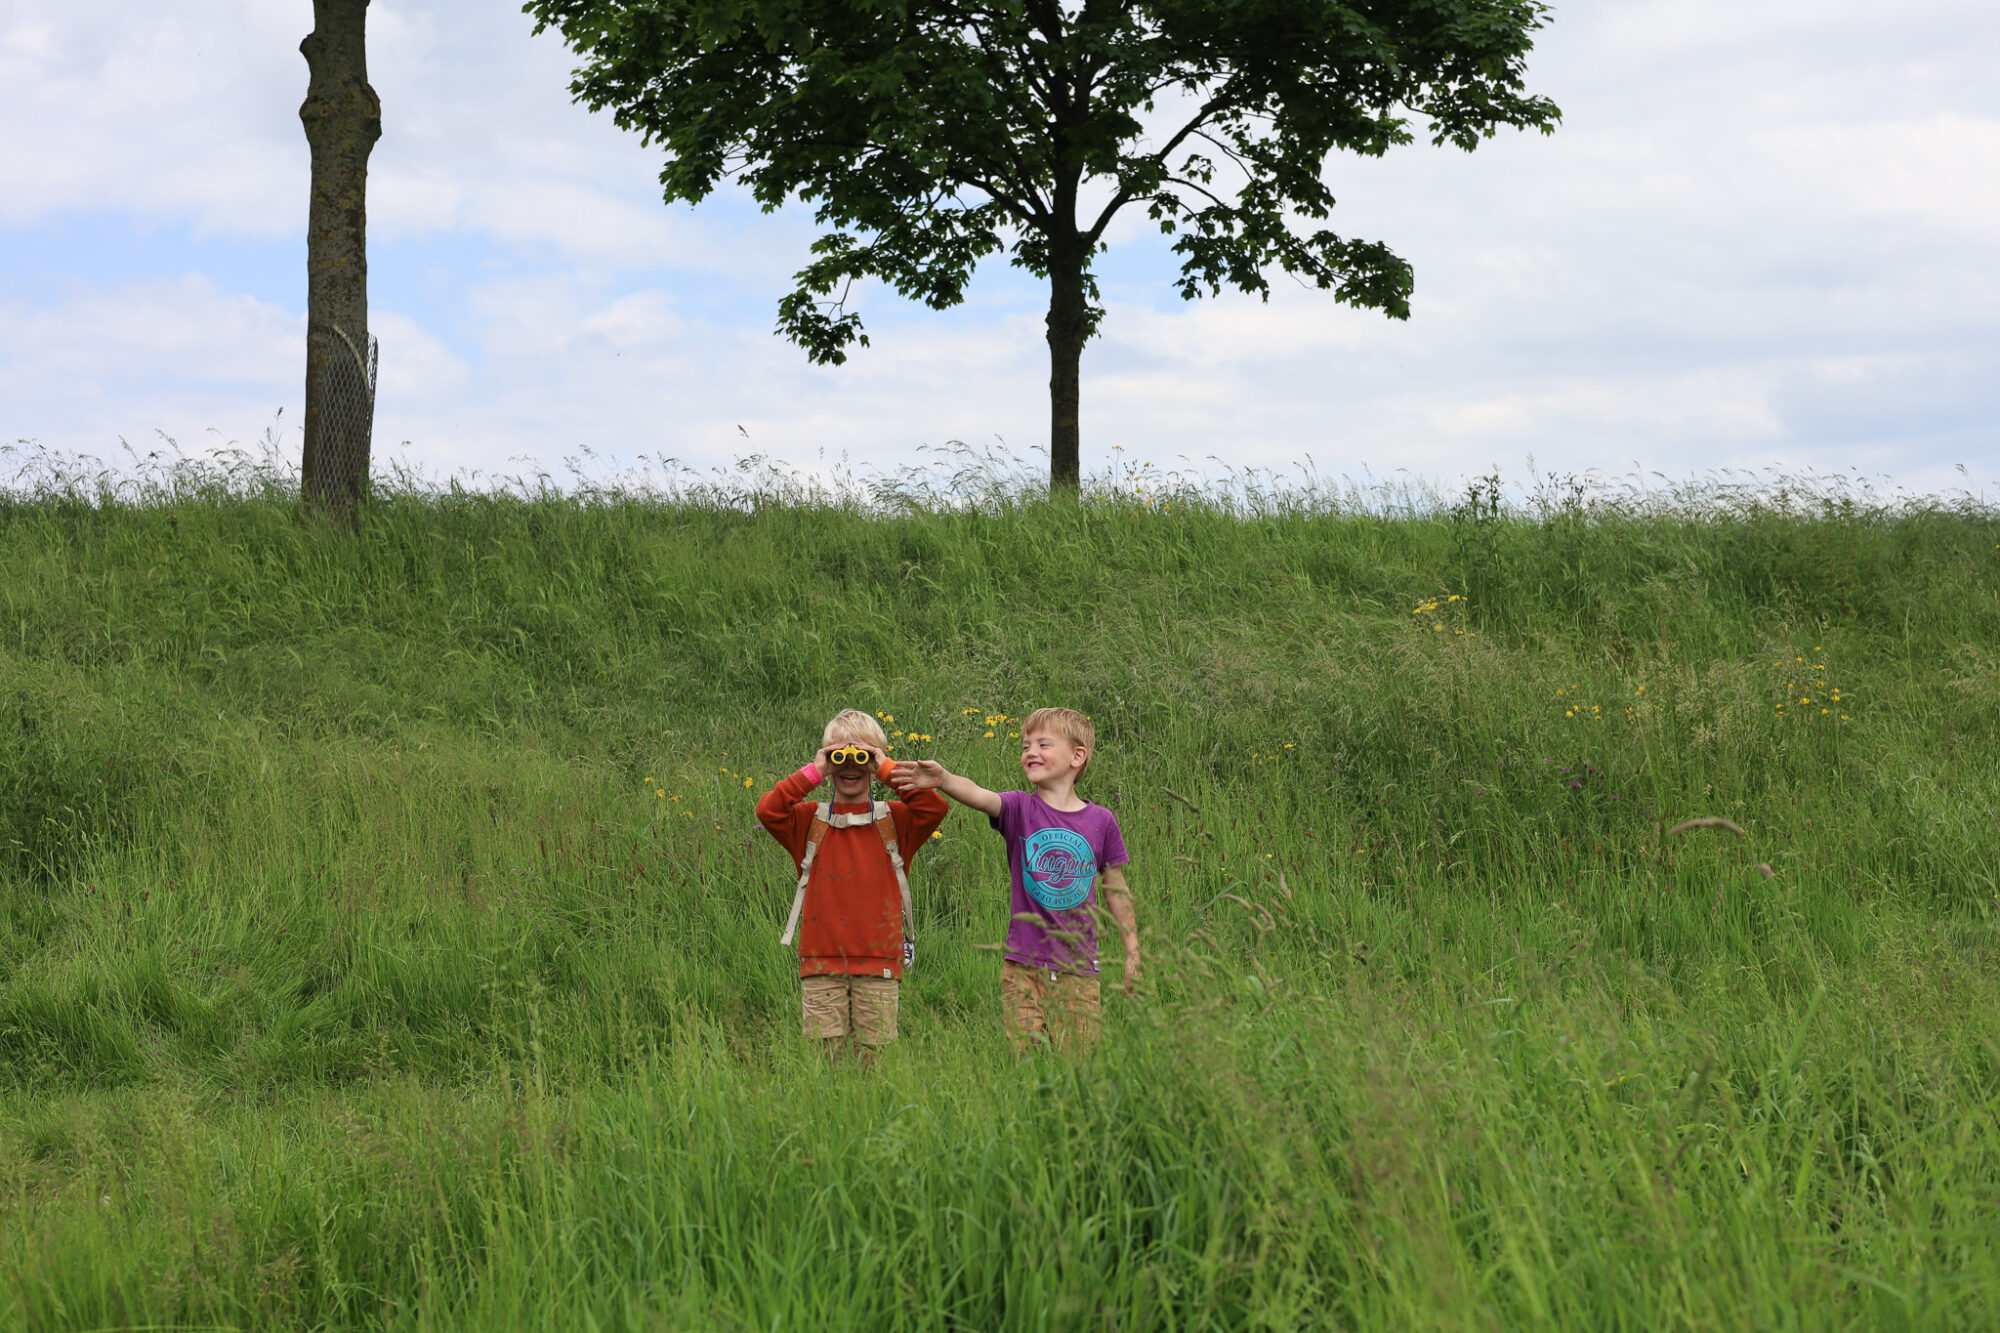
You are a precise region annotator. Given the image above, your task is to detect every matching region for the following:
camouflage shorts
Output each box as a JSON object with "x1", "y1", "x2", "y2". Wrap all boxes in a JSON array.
[
  {"x1": 801, "y1": 974, "x2": 899, "y2": 1045},
  {"x1": 1001, "y1": 960, "x2": 1101, "y2": 1053}
]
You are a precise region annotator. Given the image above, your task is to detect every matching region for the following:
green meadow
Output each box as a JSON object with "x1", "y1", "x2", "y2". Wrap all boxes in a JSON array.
[{"x1": 2, "y1": 452, "x2": 1998, "y2": 1330}]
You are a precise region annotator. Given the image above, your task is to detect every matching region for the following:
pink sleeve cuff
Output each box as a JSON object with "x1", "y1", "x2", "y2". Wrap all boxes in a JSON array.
[{"x1": 799, "y1": 763, "x2": 823, "y2": 785}]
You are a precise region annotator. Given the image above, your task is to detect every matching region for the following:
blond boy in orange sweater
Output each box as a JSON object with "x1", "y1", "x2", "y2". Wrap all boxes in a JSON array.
[{"x1": 756, "y1": 709, "x2": 949, "y2": 1060}]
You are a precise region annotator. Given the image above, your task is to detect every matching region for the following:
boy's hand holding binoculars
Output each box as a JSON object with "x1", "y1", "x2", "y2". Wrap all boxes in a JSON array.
[{"x1": 813, "y1": 742, "x2": 892, "y2": 784}]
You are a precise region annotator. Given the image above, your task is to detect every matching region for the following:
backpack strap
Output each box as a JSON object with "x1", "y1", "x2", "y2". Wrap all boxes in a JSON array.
[
  {"x1": 778, "y1": 801, "x2": 917, "y2": 948},
  {"x1": 779, "y1": 802, "x2": 833, "y2": 946},
  {"x1": 871, "y1": 800, "x2": 915, "y2": 943}
]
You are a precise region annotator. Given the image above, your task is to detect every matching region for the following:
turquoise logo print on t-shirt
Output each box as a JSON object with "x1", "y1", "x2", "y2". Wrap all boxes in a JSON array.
[{"x1": 1023, "y1": 826, "x2": 1096, "y2": 910}]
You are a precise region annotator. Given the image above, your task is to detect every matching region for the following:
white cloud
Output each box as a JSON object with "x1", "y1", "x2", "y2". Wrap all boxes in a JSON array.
[
  {"x1": 0, "y1": 1, "x2": 306, "y2": 233},
  {"x1": 1, "y1": 0, "x2": 1996, "y2": 498},
  {"x1": 370, "y1": 309, "x2": 465, "y2": 400},
  {"x1": 0, "y1": 273, "x2": 298, "y2": 454}
]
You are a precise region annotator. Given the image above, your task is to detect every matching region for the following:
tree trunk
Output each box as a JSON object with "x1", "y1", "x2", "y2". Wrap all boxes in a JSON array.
[
  {"x1": 1045, "y1": 236, "x2": 1089, "y2": 494},
  {"x1": 299, "y1": 0, "x2": 380, "y2": 523}
]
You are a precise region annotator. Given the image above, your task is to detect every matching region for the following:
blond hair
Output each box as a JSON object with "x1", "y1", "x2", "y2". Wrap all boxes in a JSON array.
[
  {"x1": 1021, "y1": 706, "x2": 1095, "y2": 779},
  {"x1": 821, "y1": 708, "x2": 889, "y2": 751}
]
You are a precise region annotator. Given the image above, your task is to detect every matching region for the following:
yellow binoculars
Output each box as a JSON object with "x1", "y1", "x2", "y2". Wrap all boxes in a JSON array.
[{"x1": 827, "y1": 745, "x2": 876, "y2": 769}]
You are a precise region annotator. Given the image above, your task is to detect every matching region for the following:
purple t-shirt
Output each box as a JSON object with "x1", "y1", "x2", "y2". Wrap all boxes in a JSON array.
[{"x1": 991, "y1": 789, "x2": 1130, "y2": 974}]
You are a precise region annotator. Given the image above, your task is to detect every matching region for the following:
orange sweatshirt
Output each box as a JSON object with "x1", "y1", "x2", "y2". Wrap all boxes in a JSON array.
[{"x1": 756, "y1": 769, "x2": 949, "y2": 979}]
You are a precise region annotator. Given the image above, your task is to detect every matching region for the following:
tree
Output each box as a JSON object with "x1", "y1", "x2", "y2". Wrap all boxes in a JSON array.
[
  {"x1": 299, "y1": 0, "x2": 381, "y2": 521},
  {"x1": 526, "y1": 0, "x2": 1559, "y2": 490}
]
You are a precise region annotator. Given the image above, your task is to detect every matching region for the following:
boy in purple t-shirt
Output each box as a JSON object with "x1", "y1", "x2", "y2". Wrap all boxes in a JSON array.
[{"x1": 892, "y1": 707, "x2": 1139, "y2": 1052}]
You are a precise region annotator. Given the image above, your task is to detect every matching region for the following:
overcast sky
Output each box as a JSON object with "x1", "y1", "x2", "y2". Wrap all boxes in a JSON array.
[{"x1": 3, "y1": 0, "x2": 1996, "y2": 498}]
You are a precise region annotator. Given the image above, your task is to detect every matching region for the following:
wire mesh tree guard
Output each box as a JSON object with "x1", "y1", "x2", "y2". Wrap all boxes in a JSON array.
[{"x1": 304, "y1": 320, "x2": 377, "y2": 516}]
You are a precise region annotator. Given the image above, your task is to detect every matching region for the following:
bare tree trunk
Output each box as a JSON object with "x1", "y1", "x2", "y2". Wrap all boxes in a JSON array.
[
  {"x1": 1045, "y1": 236, "x2": 1088, "y2": 495},
  {"x1": 299, "y1": 0, "x2": 380, "y2": 523}
]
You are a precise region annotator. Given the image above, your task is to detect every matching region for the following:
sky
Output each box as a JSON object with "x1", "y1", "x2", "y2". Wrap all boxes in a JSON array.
[{"x1": 2, "y1": 0, "x2": 1996, "y2": 498}]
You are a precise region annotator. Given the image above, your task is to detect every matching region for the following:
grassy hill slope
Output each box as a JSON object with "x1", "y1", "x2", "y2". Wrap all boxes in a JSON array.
[{"x1": 2, "y1": 475, "x2": 1998, "y2": 1329}]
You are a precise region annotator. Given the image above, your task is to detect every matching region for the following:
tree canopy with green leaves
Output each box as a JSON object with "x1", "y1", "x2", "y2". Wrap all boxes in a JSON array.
[{"x1": 527, "y1": 0, "x2": 1560, "y2": 488}]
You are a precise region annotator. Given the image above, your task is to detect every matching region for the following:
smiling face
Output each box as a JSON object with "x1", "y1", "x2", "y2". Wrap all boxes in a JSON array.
[
  {"x1": 1019, "y1": 729, "x2": 1086, "y2": 788},
  {"x1": 830, "y1": 757, "x2": 875, "y2": 803},
  {"x1": 820, "y1": 708, "x2": 890, "y2": 804}
]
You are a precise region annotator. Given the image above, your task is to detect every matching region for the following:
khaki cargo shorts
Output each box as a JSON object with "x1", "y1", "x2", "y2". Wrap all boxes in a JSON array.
[
  {"x1": 801, "y1": 974, "x2": 900, "y2": 1045},
  {"x1": 1001, "y1": 960, "x2": 1101, "y2": 1053}
]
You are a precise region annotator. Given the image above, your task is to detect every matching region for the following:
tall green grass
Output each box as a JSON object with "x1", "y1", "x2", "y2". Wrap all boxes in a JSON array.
[{"x1": 2, "y1": 450, "x2": 1998, "y2": 1329}]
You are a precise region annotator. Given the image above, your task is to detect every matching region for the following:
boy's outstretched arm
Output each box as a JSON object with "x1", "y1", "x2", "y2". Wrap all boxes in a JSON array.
[
  {"x1": 890, "y1": 760, "x2": 1003, "y2": 819},
  {"x1": 1101, "y1": 866, "x2": 1141, "y2": 997}
]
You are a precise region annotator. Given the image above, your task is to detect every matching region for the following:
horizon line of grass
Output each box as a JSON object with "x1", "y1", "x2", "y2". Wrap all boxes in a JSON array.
[{"x1": 7, "y1": 433, "x2": 1997, "y2": 522}]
